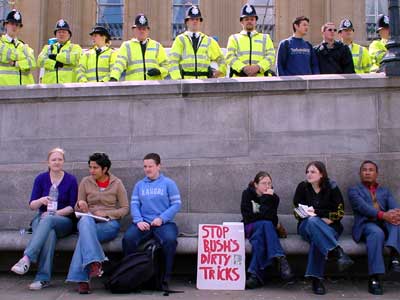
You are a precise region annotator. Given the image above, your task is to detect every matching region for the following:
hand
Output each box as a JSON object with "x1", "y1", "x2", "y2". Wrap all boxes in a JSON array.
[
  {"x1": 76, "y1": 200, "x2": 89, "y2": 213},
  {"x1": 147, "y1": 68, "x2": 161, "y2": 77},
  {"x1": 243, "y1": 65, "x2": 260, "y2": 77},
  {"x1": 93, "y1": 210, "x2": 108, "y2": 217},
  {"x1": 40, "y1": 196, "x2": 49, "y2": 206},
  {"x1": 383, "y1": 210, "x2": 400, "y2": 225},
  {"x1": 48, "y1": 54, "x2": 57, "y2": 60},
  {"x1": 137, "y1": 221, "x2": 150, "y2": 231},
  {"x1": 307, "y1": 207, "x2": 317, "y2": 217},
  {"x1": 265, "y1": 188, "x2": 274, "y2": 195},
  {"x1": 9, "y1": 61, "x2": 16, "y2": 66},
  {"x1": 109, "y1": 77, "x2": 118, "y2": 82},
  {"x1": 212, "y1": 70, "x2": 223, "y2": 78},
  {"x1": 151, "y1": 217, "x2": 163, "y2": 227},
  {"x1": 322, "y1": 217, "x2": 333, "y2": 225}
]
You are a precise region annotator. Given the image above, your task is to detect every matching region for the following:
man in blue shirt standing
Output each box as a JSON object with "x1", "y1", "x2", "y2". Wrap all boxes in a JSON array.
[
  {"x1": 122, "y1": 153, "x2": 182, "y2": 289},
  {"x1": 276, "y1": 16, "x2": 319, "y2": 76}
]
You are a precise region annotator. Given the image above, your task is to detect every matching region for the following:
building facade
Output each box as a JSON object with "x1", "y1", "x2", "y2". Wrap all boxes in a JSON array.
[{"x1": 1, "y1": 0, "x2": 389, "y2": 61}]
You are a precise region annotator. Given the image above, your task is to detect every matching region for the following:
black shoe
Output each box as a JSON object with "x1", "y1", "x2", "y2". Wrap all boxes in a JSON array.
[
  {"x1": 368, "y1": 277, "x2": 383, "y2": 295},
  {"x1": 389, "y1": 257, "x2": 400, "y2": 273},
  {"x1": 277, "y1": 256, "x2": 294, "y2": 281},
  {"x1": 245, "y1": 274, "x2": 262, "y2": 289},
  {"x1": 311, "y1": 277, "x2": 326, "y2": 295},
  {"x1": 334, "y1": 246, "x2": 354, "y2": 272}
]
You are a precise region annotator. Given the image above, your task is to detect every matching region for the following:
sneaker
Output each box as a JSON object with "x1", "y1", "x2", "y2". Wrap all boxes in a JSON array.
[
  {"x1": 29, "y1": 281, "x2": 50, "y2": 290},
  {"x1": 245, "y1": 274, "x2": 262, "y2": 289},
  {"x1": 311, "y1": 277, "x2": 326, "y2": 295},
  {"x1": 78, "y1": 282, "x2": 91, "y2": 294},
  {"x1": 368, "y1": 277, "x2": 383, "y2": 295},
  {"x1": 389, "y1": 257, "x2": 400, "y2": 273},
  {"x1": 89, "y1": 262, "x2": 103, "y2": 278},
  {"x1": 11, "y1": 258, "x2": 30, "y2": 275}
]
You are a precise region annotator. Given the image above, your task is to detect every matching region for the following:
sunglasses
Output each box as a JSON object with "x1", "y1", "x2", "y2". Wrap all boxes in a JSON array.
[{"x1": 326, "y1": 28, "x2": 337, "y2": 32}]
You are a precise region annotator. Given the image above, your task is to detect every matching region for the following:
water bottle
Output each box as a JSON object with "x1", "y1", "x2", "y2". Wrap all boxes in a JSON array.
[{"x1": 47, "y1": 184, "x2": 59, "y2": 215}]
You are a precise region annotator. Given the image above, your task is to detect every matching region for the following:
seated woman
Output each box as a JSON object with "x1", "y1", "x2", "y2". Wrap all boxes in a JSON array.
[
  {"x1": 293, "y1": 161, "x2": 353, "y2": 295},
  {"x1": 11, "y1": 148, "x2": 78, "y2": 290},
  {"x1": 241, "y1": 171, "x2": 293, "y2": 289},
  {"x1": 66, "y1": 152, "x2": 129, "y2": 294}
]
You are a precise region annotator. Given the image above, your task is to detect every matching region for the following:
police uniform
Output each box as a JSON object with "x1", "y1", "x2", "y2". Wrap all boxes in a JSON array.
[
  {"x1": 226, "y1": 4, "x2": 275, "y2": 77},
  {"x1": 169, "y1": 6, "x2": 226, "y2": 79},
  {"x1": 0, "y1": 10, "x2": 36, "y2": 85},
  {"x1": 110, "y1": 14, "x2": 168, "y2": 81},
  {"x1": 77, "y1": 26, "x2": 116, "y2": 83},
  {"x1": 339, "y1": 19, "x2": 371, "y2": 74},
  {"x1": 37, "y1": 19, "x2": 82, "y2": 84},
  {"x1": 369, "y1": 15, "x2": 389, "y2": 72}
]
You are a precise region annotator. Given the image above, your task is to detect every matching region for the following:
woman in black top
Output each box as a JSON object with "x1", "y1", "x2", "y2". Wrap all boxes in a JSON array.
[
  {"x1": 293, "y1": 161, "x2": 353, "y2": 295},
  {"x1": 241, "y1": 171, "x2": 293, "y2": 289}
]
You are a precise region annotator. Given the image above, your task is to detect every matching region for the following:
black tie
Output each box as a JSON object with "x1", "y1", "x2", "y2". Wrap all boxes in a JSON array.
[
  {"x1": 11, "y1": 39, "x2": 15, "y2": 47},
  {"x1": 192, "y1": 33, "x2": 199, "y2": 52},
  {"x1": 96, "y1": 48, "x2": 102, "y2": 56}
]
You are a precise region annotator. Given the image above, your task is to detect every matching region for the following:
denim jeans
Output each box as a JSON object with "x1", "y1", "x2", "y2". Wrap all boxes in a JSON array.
[
  {"x1": 122, "y1": 222, "x2": 178, "y2": 282},
  {"x1": 298, "y1": 217, "x2": 339, "y2": 279},
  {"x1": 246, "y1": 220, "x2": 285, "y2": 282},
  {"x1": 24, "y1": 213, "x2": 73, "y2": 282},
  {"x1": 66, "y1": 216, "x2": 120, "y2": 282}
]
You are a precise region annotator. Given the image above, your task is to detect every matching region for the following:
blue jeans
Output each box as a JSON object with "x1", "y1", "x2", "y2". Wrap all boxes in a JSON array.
[
  {"x1": 24, "y1": 213, "x2": 73, "y2": 282},
  {"x1": 247, "y1": 220, "x2": 285, "y2": 282},
  {"x1": 122, "y1": 222, "x2": 178, "y2": 282},
  {"x1": 66, "y1": 216, "x2": 120, "y2": 282},
  {"x1": 298, "y1": 217, "x2": 339, "y2": 279},
  {"x1": 362, "y1": 221, "x2": 400, "y2": 275}
]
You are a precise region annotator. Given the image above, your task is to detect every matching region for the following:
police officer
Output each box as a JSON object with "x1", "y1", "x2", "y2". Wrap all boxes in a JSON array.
[
  {"x1": 169, "y1": 5, "x2": 226, "y2": 79},
  {"x1": 0, "y1": 9, "x2": 35, "y2": 85},
  {"x1": 369, "y1": 14, "x2": 389, "y2": 72},
  {"x1": 37, "y1": 19, "x2": 82, "y2": 83},
  {"x1": 77, "y1": 26, "x2": 116, "y2": 82},
  {"x1": 338, "y1": 19, "x2": 371, "y2": 74},
  {"x1": 110, "y1": 14, "x2": 168, "y2": 81},
  {"x1": 226, "y1": 4, "x2": 275, "y2": 77}
]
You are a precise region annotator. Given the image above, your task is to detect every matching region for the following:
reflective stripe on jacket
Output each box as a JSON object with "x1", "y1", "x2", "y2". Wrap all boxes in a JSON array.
[
  {"x1": 169, "y1": 32, "x2": 226, "y2": 80},
  {"x1": 0, "y1": 35, "x2": 36, "y2": 85},
  {"x1": 77, "y1": 47, "x2": 116, "y2": 82},
  {"x1": 226, "y1": 31, "x2": 275, "y2": 77},
  {"x1": 110, "y1": 38, "x2": 168, "y2": 81},
  {"x1": 37, "y1": 40, "x2": 82, "y2": 84},
  {"x1": 369, "y1": 39, "x2": 387, "y2": 72},
  {"x1": 351, "y1": 43, "x2": 371, "y2": 74}
]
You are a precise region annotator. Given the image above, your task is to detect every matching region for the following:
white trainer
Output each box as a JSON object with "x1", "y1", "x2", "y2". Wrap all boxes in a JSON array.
[
  {"x1": 11, "y1": 258, "x2": 30, "y2": 275},
  {"x1": 29, "y1": 281, "x2": 50, "y2": 290}
]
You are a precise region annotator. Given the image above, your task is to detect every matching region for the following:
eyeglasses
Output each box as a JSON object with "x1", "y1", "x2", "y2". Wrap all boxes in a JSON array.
[{"x1": 326, "y1": 28, "x2": 337, "y2": 32}]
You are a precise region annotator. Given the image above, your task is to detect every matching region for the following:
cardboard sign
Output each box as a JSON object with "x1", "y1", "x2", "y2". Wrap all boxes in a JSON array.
[{"x1": 196, "y1": 222, "x2": 245, "y2": 290}]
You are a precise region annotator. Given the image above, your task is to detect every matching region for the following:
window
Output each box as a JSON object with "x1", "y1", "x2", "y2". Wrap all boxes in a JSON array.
[
  {"x1": 96, "y1": 0, "x2": 123, "y2": 40},
  {"x1": 0, "y1": 0, "x2": 10, "y2": 32},
  {"x1": 365, "y1": 0, "x2": 388, "y2": 40},
  {"x1": 172, "y1": 0, "x2": 200, "y2": 39},
  {"x1": 248, "y1": 0, "x2": 275, "y2": 40}
]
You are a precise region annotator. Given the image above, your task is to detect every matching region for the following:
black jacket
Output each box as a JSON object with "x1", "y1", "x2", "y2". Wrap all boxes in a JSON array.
[
  {"x1": 314, "y1": 40, "x2": 355, "y2": 74},
  {"x1": 293, "y1": 179, "x2": 345, "y2": 233},
  {"x1": 241, "y1": 185, "x2": 279, "y2": 226}
]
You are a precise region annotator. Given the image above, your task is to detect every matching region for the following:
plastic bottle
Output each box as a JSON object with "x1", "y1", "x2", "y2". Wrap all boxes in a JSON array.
[{"x1": 47, "y1": 184, "x2": 59, "y2": 215}]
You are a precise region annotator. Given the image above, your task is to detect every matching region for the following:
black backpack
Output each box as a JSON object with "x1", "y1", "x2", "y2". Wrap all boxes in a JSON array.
[{"x1": 103, "y1": 239, "x2": 165, "y2": 294}]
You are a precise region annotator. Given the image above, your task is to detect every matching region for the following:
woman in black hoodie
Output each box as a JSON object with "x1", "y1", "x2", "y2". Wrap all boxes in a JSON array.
[
  {"x1": 241, "y1": 171, "x2": 293, "y2": 289},
  {"x1": 294, "y1": 161, "x2": 353, "y2": 295}
]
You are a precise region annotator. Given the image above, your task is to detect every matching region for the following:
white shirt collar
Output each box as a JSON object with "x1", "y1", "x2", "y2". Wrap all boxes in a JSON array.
[
  {"x1": 240, "y1": 30, "x2": 257, "y2": 37},
  {"x1": 186, "y1": 31, "x2": 200, "y2": 38},
  {"x1": 5, "y1": 34, "x2": 17, "y2": 43}
]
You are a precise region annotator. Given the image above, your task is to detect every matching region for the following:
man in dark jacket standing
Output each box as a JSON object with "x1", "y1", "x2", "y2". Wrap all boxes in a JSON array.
[
  {"x1": 348, "y1": 161, "x2": 400, "y2": 295},
  {"x1": 314, "y1": 22, "x2": 355, "y2": 74}
]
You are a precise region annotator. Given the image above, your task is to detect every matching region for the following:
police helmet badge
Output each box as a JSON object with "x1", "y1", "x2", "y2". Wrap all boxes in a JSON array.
[
  {"x1": 14, "y1": 11, "x2": 21, "y2": 21},
  {"x1": 58, "y1": 19, "x2": 66, "y2": 27},
  {"x1": 192, "y1": 7, "x2": 199, "y2": 15},
  {"x1": 139, "y1": 15, "x2": 146, "y2": 25},
  {"x1": 245, "y1": 4, "x2": 253, "y2": 14},
  {"x1": 384, "y1": 15, "x2": 389, "y2": 25},
  {"x1": 343, "y1": 19, "x2": 351, "y2": 28}
]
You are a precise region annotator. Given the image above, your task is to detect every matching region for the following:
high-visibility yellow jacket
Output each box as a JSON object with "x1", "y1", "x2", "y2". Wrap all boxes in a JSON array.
[
  {"x1": 350, "y1": 43, "x2": 371, "y2": 74},
  {"x1": 226, "y1": 30, "x2": 275, "y2": 77},
  {"x1": 37, "y1": 40, "x2": 82, "y2": 84},
  {"x1": 77, "y1": 46, "x2": 116, "y2": 82},
  {"x1": 0, "y1": 35, "x2": 36, "y2": 85},
  {"x1": 369, "y1": 38, "x2": 387, "y2": 72},
  {"x1": 110, "y1": 38, "x2": 168, "y2": 81},
  {"x1": 169, "y1": 31, "x2": 226, "y2": 80}
]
